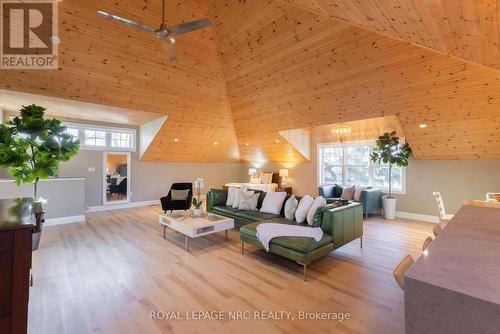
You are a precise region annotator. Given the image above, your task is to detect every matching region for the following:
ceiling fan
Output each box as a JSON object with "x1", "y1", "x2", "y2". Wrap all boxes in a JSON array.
[{"x1": 97, "y1": 0, "x2": 212, "y2": 62}]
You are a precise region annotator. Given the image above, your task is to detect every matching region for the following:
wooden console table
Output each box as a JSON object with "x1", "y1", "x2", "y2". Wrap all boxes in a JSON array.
[{"x1": 0, "y1": 199, "x2": 35, "y2": 334}]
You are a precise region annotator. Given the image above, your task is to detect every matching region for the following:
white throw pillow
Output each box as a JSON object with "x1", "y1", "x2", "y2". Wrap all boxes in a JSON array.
[
  {"x1": 171, "y1": 189, "x2": 189, "y2": 201},
  {"x1": 226, "y1": 187, "x2": 237, "y2": 206},
  {"x1": 306, "y1": 196, "x2": 327, "y2": 226},
  {"x1": 233, "y1": 189, "x2": 254, "y2": 208},
  {"x1": 232, "y1": 189, "x2": 242, "y2": 208},
  {"x1": 284, "y1": 195, "x2": 298, "y2": 220},
  {"x1": 259, "y1": 192, "x2": 287, "y2": 214},
  {"x1": 295, "y1": 195, "x2": 314, "y2": 223},
  {"x1": 239, "y1": 192, "x2": 259, "y2": 211},
  {"x1": 341, "y1": 185, "x2": 356, "y2": 200},
  {"x1": 353, "y1": 185, "x2": 364, "y2": 202}
]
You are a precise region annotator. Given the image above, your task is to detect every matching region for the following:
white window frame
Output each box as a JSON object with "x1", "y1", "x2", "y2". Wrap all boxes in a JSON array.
[
  {"x1": 84, "y1": 129, "x2": 106, "y2": 147},
  {"x1": 63, "y1": 122, "x2": 136, "y2": 152},
  {"x1": 317, "y1": 140, "x2": 406, "y2": 195}
]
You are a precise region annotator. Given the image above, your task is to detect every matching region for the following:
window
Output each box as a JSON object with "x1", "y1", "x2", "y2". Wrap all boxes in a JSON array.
[
  {"x1": 111, "y1": 132, "x2": 131, "y2": 148},
  {"x1": 62, "y1": 122, "x2": 136, "y2": 151},
  {"x1": 8, "y1": 116, "x2": 135, "y2": 151},
  {"x1": 65, "y1": 128, "x2": 79, "y2": 138},
  {"x1": 319, "y1": 146, "x2": 343, "y2": 184},
  {"x1": 84, "y1": 130, "x2": 106, "y2": 146},
  {"x1": 346, "y1": 145, "x2": 370, "y2": 185},
  {"x1": 318, "y1": 141, "x2": 405, "y2": 194}
]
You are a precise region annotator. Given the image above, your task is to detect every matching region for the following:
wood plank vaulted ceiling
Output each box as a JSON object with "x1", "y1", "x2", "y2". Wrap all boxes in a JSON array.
[{"x1": 1, "y1": 0, "x2": 500, "y2": 161}]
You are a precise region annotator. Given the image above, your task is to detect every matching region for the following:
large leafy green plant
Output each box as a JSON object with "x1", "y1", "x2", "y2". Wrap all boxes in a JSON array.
[
  {"x1": 0, "y1": 104, "x2": 80, "y2": 198},
  {"x1": 370, "y1": 131, "x2": 411, "y2": 198}
]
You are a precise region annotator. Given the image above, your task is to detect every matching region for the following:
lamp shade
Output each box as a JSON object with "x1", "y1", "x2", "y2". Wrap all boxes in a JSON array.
[
  {"x1": 279, "y1": 169, "x2": 289, "y2": 177},
  {"x1": 248, "y1": 168, "x2": 257, "y2": 176}
]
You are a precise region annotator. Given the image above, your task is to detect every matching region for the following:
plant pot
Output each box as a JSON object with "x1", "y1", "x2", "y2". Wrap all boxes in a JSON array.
[
  {"x1": 382, "y1": 197, "x2": 397, "y2": 220},
  {"x1": 32, "y1": 211, "x2": 45, "y2": 250},
  {"x1": 193, "y1": 208, "x2": 203, "y2": 217}
]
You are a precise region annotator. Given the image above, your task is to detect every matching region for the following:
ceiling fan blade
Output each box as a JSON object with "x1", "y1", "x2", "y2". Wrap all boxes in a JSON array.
[
  {"x1": 169, "y1": 18, "x2": 212, "y2": 36},
  {"x1": 97, "y1": 10, "x2": 154, "y2": 32},
  {"x1": 161, "y1": 40, "x2": 177, "y2": 63}
]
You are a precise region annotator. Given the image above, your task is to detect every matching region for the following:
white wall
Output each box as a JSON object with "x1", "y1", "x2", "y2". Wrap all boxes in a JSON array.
[
  {"x1": 0, "y1": 178, "x2": 85, "y2": 219},
  {"x1": 56, "y1": 149, "x2": 245, "y2": 208}
]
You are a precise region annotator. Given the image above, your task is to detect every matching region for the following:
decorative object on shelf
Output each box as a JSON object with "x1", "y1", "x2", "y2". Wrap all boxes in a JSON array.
[
  {"x1": 332, "y1": 127, "x2": 352, "y2": 143},
  {"x1": 370, "y1": 131, "x2": 412, "y2": 220},
  {"x1": 0, "y1": 104, "x2": 80, "y2": 249},
  {"x1": 248, "y1": 168, "x2": 257, "y2": 176},
  {"x1": 193, "y1": 178, "x2": 204, "y2": 217},
  {"x1": 279, "y1": 169, "x2": 289, "y2": 187}
]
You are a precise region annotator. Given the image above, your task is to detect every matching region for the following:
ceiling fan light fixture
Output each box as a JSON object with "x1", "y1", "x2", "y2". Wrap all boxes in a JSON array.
[{"x1": 96, "y1": 0, "x2": 211, "y2": 63}]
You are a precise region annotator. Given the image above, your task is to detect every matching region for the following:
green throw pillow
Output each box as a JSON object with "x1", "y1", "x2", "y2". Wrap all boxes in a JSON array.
[{"x1": 171, "y1": 189, "x2": 189, "y2": 201}]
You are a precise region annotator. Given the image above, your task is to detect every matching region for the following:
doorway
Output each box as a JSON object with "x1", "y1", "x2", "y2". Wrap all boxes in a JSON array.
[{"x1": 103, "y1": 152, "x2": 130, "y2": 205}]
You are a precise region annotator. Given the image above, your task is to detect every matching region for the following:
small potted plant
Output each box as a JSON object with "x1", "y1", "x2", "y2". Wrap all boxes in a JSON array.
[
  {"x1": 192, "y1": 197, "x2": 203, "y2": 217},
  {"x1": 0, "y1": 104, "x2": 80, "y2": 249},
  {"x1": 371, "y1": 131, "x2": 411, "y2": 219}
]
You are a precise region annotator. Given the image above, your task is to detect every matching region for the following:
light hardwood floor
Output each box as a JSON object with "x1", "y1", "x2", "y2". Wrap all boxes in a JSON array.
[{"x1": 29, "y1": 205, "x2": 433, "y2": 334}]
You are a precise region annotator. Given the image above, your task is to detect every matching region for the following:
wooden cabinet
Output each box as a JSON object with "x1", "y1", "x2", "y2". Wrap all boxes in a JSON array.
[{"x1": 0, "y1": 199, "x2": 35, "y2": 334}]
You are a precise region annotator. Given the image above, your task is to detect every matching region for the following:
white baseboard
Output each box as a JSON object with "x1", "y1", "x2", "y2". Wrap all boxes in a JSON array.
[
  {"x1": 45, "y1": 215, "x2": 86, "y2": 227},
  {"x1": 87, "y1": 200, "x2": 159, "y2": 213},
  {"x1": 395, "y1": 211, "x2": 439, "y2": 223}
]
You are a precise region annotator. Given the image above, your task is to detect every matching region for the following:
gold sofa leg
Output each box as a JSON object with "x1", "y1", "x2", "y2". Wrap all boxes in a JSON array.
[
  {"x1": 241, "y1": 241, "x2": 244, "y2": 254},
  {"x1": 298, "y1": 263, "x2": 308, "y2": 281}
]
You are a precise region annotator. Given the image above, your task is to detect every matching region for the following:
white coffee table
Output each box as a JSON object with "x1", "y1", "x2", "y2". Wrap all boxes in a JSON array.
[{"x1": 159, "y1": 212, "x2": 234, "y2": 251}]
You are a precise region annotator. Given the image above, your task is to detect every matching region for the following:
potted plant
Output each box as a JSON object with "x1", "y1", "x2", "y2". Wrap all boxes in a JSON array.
[
  {"x1": 0, "y1": 104, "x2": 80, "y2": 249},
  {"x1": 370, "y1": 131, "x2": 411, "y2": 219},
  {"x1": 192, "y1": 197, "x2": 203, "y2": 217}
]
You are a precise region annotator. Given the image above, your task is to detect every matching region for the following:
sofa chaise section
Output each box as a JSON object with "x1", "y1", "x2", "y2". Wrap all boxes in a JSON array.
[{"x1": 240, "y1": 202, "x2": 363, "y2": 280}]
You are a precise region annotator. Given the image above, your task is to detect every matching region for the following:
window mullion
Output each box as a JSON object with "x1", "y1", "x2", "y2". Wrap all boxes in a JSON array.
[{"x1": 342, "y1": 146, "x2": 347, "y2": 186}]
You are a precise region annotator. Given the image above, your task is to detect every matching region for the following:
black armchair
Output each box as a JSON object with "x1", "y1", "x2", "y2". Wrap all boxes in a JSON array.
[
  {"x1": 160, "y1": 183, "x2": 193, "y2": 213},
  {"x1": 108, "y1": 178, "x2": 127, "y2": 200}
]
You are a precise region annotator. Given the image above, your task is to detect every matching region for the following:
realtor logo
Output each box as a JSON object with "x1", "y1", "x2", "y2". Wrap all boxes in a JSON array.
[{"x1": 1, "y1": 0, "x2": 58, "y2": 69}]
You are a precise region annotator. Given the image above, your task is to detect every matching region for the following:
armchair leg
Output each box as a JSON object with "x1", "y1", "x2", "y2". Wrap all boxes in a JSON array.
[
  {"x1": 360, "y1": 236, "x2": 363, "y2": 248},
  {"x1": 241, "y1": 242, "x2": 245, "y2": 254}
]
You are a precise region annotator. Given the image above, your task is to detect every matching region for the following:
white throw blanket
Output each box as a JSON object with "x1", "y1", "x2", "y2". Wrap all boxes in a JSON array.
[{"x1": 255, "y1": 223, "x2": 323, "y2": 252}]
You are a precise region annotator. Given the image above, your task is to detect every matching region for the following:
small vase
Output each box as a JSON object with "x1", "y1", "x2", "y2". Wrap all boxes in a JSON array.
[{"x1": 194, "y1": 208, "x2": 203, "y2": 217}]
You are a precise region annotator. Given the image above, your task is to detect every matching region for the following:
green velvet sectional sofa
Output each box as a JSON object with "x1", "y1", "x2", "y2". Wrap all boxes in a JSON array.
[{"x1": 206, "y1": 188, "x2": 364, "y2": 280}]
